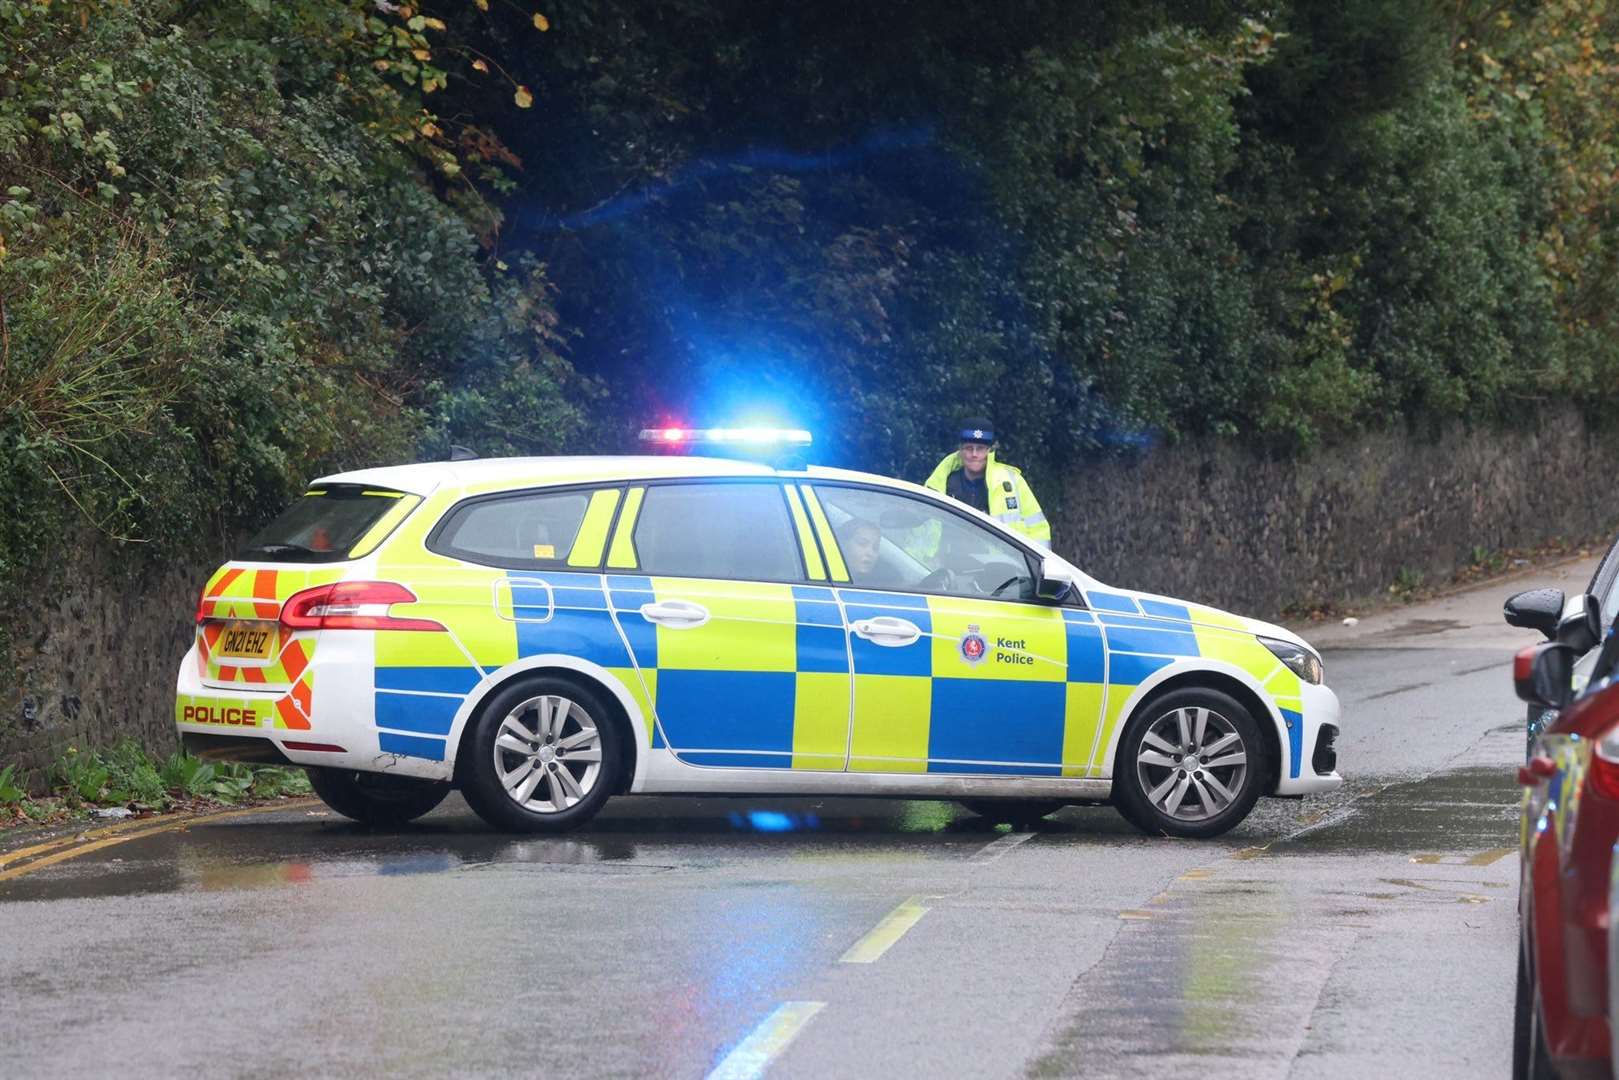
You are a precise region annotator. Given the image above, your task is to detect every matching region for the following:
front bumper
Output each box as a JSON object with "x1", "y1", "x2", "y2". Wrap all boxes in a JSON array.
[{"x1": 1274, "y1": 680, "x2": 1343, "y2": 796}]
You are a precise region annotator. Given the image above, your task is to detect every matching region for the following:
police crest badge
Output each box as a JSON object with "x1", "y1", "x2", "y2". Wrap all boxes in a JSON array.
[{"x1": 959, "y1": 624, "x2": 988, "y2": 665}]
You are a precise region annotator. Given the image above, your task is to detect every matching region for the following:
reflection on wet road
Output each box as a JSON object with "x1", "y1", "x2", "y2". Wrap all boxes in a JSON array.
[
  {"x1": 1030, "y1": 765, "x2": 1518, "y2": 1079},
  {"x1": 0, "y1": 637, "x2": 1530, "y2": 1078}
]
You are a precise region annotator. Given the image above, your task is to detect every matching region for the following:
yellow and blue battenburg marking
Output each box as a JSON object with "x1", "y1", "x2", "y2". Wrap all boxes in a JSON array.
[
  {"x1": 605, "y1": 576, "x2": 852, "y2": 769},
  {"x1": 831, "y1": 588, "x2": 1107, "y2": 776},
  {"x1": 369, "y1": 566, "x2": 642, "y2": 763},
  {"x1": 1085, "y1": 589, "x2": 1304, "y2": 779},
  {"x1": 356, "y1": 572, "x2": 1299, "y2": 779}
]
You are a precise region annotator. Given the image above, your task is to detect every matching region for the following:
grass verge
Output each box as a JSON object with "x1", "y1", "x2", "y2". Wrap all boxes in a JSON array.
[{"x1": 0, "y1": 739, "x2": 311, "y2": 829}]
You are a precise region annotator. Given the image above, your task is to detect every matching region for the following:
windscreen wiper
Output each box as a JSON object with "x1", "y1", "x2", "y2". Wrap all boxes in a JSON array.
[{"x1": 242, "y1": 543, "x2": 316, "y2": 558}]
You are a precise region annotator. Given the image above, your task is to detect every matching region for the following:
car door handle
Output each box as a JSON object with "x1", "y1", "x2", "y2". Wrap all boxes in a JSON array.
[
  {"x1": 639, "y1": 600, "x2": 710, "y2": 628},
  {"x1": 851, "y1": 617, "x2": 922, "y2": 647}
]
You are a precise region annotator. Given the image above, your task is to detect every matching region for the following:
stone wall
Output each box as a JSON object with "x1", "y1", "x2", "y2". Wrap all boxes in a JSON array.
[
  {"x1": 1051, "y1": 413, "x2": 1619, "y2": 618},
  {"x1": 4, "y1": 413, "x2": 1618, "y2": 771},
  {"x1": 0, "y1": 537, "x2": 216, "y2": 780}
]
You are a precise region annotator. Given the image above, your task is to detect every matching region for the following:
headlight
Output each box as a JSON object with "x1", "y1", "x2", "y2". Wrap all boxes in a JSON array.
[{"x1": 1259, "y1": 636, "x2": 1323, "y2": 685}]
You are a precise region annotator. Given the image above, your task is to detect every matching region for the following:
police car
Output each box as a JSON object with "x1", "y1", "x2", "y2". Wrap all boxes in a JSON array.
[{"x1": 176, "y1": 432, "x2": 1342, "y2": 837}]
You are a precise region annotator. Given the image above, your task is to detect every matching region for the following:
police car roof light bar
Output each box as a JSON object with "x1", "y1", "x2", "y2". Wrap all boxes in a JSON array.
[{"x1": 637, "y1": 427, "x2": 812, "y2": 447}]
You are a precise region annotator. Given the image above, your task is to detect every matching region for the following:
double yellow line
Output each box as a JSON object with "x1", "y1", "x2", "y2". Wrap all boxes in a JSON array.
[{"x1": 0, "y1": 799, "x2": 316, "y2": 883}]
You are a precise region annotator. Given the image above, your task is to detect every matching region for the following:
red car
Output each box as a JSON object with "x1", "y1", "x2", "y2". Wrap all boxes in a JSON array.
[{"x1": 1514, "y1": 638, "x2": 1619, "y2": 1079}]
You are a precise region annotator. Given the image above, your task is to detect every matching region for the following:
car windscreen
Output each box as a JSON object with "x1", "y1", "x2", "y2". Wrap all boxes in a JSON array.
[{"x1": 236, "y1": 485, "x2": 411, "y2": 563}]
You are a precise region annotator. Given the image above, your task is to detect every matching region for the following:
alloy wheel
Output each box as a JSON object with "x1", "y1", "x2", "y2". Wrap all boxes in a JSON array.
[
  {"x1": 1134, "y1": 705, "x2": 1249, "y2": 823},
  {"x1": 491, "y1": 694, "x2": 604, "y2": 814}
]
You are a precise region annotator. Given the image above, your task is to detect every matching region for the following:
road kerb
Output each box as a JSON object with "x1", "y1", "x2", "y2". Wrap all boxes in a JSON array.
[{"x1": 0, "y1": 799, "x2": 318, "y2": 882}]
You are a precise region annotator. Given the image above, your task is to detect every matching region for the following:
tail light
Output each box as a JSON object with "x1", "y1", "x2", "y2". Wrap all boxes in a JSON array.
[
  {"x1": 1589, "y1": 731, "x2": 1619, "y2": 801},
  {"x1": 194, "y1": 586, "x2": 210, "y2": 625},
  {"x1": 279, "y1": 582, "x2": 445, "y2": 632}
]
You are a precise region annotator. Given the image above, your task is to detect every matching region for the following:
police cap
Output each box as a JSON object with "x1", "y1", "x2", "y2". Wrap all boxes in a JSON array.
[{"x1": 957, "y1": 417, "x2": 995, "y2": 445}]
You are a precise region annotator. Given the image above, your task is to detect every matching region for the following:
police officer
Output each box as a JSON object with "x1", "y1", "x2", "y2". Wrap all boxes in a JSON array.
[{"x1": 924, "y1": 417, "x2": 1051, "y2": 548}]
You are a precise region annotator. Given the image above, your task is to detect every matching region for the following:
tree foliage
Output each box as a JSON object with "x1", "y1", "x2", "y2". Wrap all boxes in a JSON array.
[
  {"x1": 0, "y1": 0, "x2": 580, "y2": 604},
  {"x1": 1, "y1": 0, "x2": 1615, "y2": 606}
]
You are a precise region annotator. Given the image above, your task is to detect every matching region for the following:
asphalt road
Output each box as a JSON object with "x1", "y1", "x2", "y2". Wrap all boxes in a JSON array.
[{"x1": 0, "y1": 558, "x2": 1592, "y2": 1079}]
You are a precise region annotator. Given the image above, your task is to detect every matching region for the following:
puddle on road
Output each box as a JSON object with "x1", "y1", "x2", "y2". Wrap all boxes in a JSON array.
[
  {"x1": 1029, "y1": 764, "x2": 1523, "y2": 1079},
  {"x1": 0, "y1": 797, "x2": 1080, "y2": 903},
  {"x1": 1259, "y1": 766, "x2": 1519, "y2": 857}
]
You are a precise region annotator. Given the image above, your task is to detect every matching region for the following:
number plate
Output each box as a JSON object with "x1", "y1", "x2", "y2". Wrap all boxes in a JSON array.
[{"x1": 217, "y1": 622, "x2": 276, "y2": 661}]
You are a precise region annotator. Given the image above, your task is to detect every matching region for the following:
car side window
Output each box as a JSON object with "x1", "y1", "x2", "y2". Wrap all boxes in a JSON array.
[
  {"x1": 634, "y1": 482, "x2": 803, "y2": 582},
  {"x1": 432, "y1": 489, "x2": 597, "y2": 567},
  {"x1": 810, "y1": 484, "x2": 1036, "y2": 601}
]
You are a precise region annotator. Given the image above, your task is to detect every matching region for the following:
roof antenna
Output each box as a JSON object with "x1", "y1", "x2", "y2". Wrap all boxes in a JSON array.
[{"x1": 448, "y1": 445, "x2": 479, "y2": 461}]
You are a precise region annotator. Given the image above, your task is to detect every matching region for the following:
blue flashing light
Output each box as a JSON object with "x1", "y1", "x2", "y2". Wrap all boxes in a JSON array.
[
  {"x1": 746, "y1": 811, "x2": 796, "y2": 833},
  {"x1": 638, "y1": 427, "x2": 812, "y2": 448},
  {"x1": 725, "y1": 809, "x2": 819, "y2": 833}
]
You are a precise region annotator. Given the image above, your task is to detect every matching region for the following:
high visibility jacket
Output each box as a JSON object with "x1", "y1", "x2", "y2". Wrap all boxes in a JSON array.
[{"x1": 924, "y1": 451, "x2": 1051, "y2": 548}]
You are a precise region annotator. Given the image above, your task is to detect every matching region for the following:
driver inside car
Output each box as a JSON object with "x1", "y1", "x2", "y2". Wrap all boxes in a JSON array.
[
  {"x1": 843, "y1": 518, "x2": 882, "y2": 578},
  {"x1": 839, "y1": 517, "x2": 916, "y2": 589}
]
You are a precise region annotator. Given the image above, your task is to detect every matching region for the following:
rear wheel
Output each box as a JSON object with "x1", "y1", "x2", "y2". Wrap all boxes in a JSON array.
[
  {"x1": 460, "y1": 675, "x2": 622, "y2": 833},
  {"x1": 306, "y1": 767, "x2": 450, "y2": 826},
  {"x1": 1112, "y1": 687, "x2": 1265, "y2": 839},
  {"x1": 958, "y1": 799, "x2": 1066, "y2": 826}
]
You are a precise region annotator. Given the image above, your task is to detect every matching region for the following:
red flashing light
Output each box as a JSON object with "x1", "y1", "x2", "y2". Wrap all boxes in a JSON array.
[
  {"x1": 280, "y1": 582, "x2": 446, "y2": 632},
  {"x1": 662, "y1": 428, "x2": 685, "y2": 442}
]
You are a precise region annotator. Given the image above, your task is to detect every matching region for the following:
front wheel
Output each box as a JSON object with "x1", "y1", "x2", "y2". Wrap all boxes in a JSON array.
[
  {"x1": 460, "y1": 675, "x2": 622, "y2": 833},
  {"x1": 306, "y1": 767, "x2": 451, "y2": 826},
  {"x1": 1111, "y1": 688, "x2": 1265, "y2": 839},
  {"x1": 1514, "y1": 938, "x2": 1557, "y2": 1080}
]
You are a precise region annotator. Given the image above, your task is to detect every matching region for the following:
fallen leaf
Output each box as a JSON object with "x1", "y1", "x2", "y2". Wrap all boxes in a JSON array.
[
  {"x1": 533, "y1": 12, "x2": 550, "y2": 30},
  {"x1": 472, "y1": 59, "x2": 489, "y2": 73},
  {"x1": 514, "y1": 85, "x2": 534, "y2": 108}
]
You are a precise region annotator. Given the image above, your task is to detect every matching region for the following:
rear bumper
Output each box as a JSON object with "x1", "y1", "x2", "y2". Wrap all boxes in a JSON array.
[
  {"x1": 1274, "y1": 681, "x2": 1343, "y2": 796},
  {"x1": 174, "y1": 634, "x2": 455, "y2": 782}
]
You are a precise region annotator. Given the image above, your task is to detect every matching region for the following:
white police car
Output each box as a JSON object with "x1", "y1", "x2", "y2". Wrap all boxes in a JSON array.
[{"x1": 177, "y1": 430, "x2": 1342, "y2": 837}]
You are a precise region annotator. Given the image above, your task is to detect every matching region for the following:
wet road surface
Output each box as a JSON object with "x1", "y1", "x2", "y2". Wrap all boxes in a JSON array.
[{"x1": 1, "y1": 563, "x2": 1583, "y2": 1079}]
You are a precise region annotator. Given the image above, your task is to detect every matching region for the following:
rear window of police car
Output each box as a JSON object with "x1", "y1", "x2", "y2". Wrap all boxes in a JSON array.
[
  {"x1": 237, "y1": 486, "x2": 409, "y2": 563},
  {"x1": 429, "y1": 488, "x2": 594, "y2": 568}
]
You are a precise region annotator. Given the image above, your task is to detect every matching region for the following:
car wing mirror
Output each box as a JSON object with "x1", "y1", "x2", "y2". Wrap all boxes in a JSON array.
[
  {"x1": 1504, "y1": 587, "x2": 1565, "y2": 641},
  {"x1": 1036, "y1": 555, "x2": 1077, "y2": 602},
  {"x1": 1555, "y1": 593, "x2": 1602, "y2": 654},
  {"x1": 1514, "y1": 642, "x2": 1576, "y2": 710}
]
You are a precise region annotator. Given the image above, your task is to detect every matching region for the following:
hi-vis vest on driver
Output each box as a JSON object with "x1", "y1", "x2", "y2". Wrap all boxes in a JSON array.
[{"x1": 924, "y1": 451, "x2": 1051, "y2": 547}]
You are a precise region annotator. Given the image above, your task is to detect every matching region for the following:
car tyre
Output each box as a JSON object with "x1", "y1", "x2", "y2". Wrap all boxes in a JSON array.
[
  {"x1": 1513, "y1": 939, "x2": 1558, "y2": 1080},
  {"x1": 959, "y1": 799, "x2": 1066, "y2": 826},
  {"x1": 306, "y1": 767, "x2": 450, "y2": 826},
  {"x1": 1513, "y1": 940, "x2": 1533, "y2": 1079},
  {"x1": 1112, "y1": 687, "x2": 1265, "y2": 840},
  {"x1": 461, "y1": 674, "x2": 622, "y2": 833}
]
